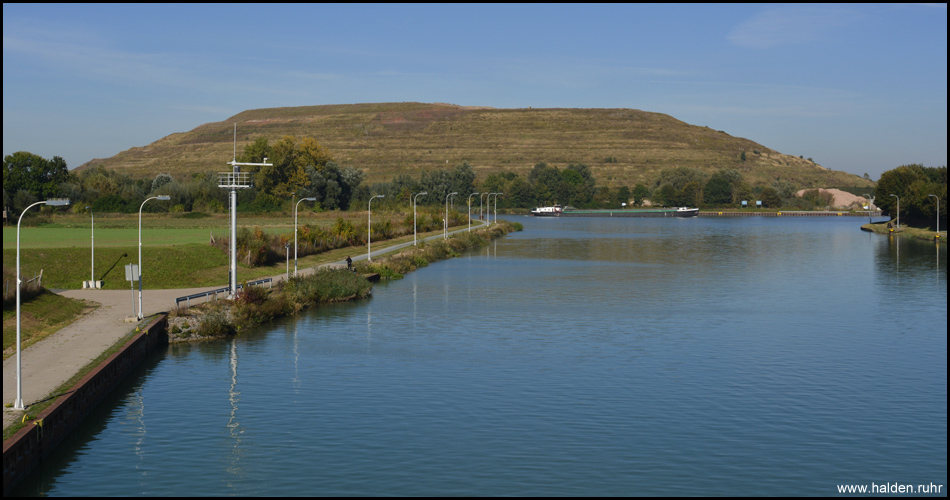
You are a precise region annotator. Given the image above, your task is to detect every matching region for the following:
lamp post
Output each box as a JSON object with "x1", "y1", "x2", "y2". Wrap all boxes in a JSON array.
[
  {"x1": 863, "y1": 194, "x2": 874, "y2": 224},
  {"x1": 889, "y1": 194, "x2": 900, "y2": 229},
  {"x1": 480, "y1": 193, "x2": 489, "y2": 222},
  {"x1": 15, "y1": 198, "x2": 70, "y2": 410},
  {"x1": 368, "y1": 195, "x2": 385, "y2": 261},
  {"x1": 139, "y1": 195, "x2": 170, "y2": 319},
  {"x1": 413, "y1": 192, "x2": 427, "y2": 246},
  {"x1": 445, "y1": 192, "x2": 457, "y2": 239},
  {"x1": 492, "y1": 192, "x2": 503, "y2": 224},
  {"x1": 468, "y1": 192, "x2": 480, "y2": 231},
  {"x1": 929, "y1": 194, "x2": 940, "y2": 238},
  {"x1": 86, "y1": 206, "x2": 95, "y2": 288},
  {"x1": 294, "y1": 197, "x2": 316, "y2": 277}
]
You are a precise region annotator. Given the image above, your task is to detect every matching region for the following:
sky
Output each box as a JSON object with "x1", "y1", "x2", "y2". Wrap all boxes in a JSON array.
[{"x1": 3, "y1": 3, "x2": 947, "y2": 180}]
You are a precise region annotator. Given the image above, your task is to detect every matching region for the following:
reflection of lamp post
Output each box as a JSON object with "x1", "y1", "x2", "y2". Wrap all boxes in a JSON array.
[
  {"x1": 15, "y1": 198, "x2": 70, "y2": 410},
  {"x1": 86, "y1": 206, "x2": 95, "y2": 288},
  {"x1": 294, "y1": 197, "x2": 316, "y2": 277},
  {"x1": 445, "y1": 192, "x2": 457, "y2": 239},
  {"x1": 413, "y1": 192, "x2": 427, "y2": 246},
  {"x1": 368, "y1": 195, "x2": 385, "y2": 261},
  {"x1": 468, "y1": 192, "x2": 480, "y2": 231},
  {"x1": 889, "y1": 194, "x2": 900, "y2": 229},
  {"x1": 929, "y1": 194, "x2": 940, "y2": 238},
  {"x1": 139, "y1": 195, "x2": 170, "y2": 319}
]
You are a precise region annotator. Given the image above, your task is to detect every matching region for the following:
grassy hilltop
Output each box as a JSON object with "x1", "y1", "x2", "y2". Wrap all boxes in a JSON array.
[{"x1": 77, "y1": 102, "x2": 870, "y2": 189}]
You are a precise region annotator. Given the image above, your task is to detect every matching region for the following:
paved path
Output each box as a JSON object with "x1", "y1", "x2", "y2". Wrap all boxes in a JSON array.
[{"x1": 3, "y1": 221, "x2": 488, "y2": 430}]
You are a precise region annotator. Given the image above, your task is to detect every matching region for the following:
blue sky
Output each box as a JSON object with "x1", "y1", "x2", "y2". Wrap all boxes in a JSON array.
[{"x1": 3, "y1": 3, "x2": 946, "y2": 179}]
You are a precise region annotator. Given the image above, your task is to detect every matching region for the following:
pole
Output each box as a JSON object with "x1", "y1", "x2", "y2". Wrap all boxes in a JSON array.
[
  {"x1": 413, "y1": 192, "x2": 427, "y2": 246},
  {"x1": 294, "y1": 197, "x2": 316, "y2": 277},
  {"x1": 929, "y1": 194, "x2": 940, "y2": 237},
  {"x1": 15, "y1": 201, "x2": 45, "y2": 409},
  {"x1": 87, "y1": 207, "x2": 95, "y2": 286},
  {"x1": 15, "y1": 199, "x2": 69, "y2": 410},
  {"x1": 139, "y1": 196, "x2": 169, "y2": 319},
  {"x1": 445, "y1": 192, "x2": 457, "y2": 239},
  {"x1": 468, "y1": 193, "x2": 479, "y2": 231},
  {"x1": 368, "y1": 195, "x2": 384, "y2": 261}
]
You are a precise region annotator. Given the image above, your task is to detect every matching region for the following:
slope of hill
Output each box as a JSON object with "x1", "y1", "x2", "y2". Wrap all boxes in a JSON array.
[{"x1": 78, "y1": 102, "x2": 870, "y2": 189}]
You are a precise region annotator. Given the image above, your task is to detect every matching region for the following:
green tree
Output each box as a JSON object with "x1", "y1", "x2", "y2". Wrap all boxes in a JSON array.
[
  {"x1": 876, "y1": 164, "x2": 947, "y2": 229},
  {"x1": 632, "y1": 183, "x2": 650, "y2": 206},
  {"x1": 3, "y1": 151, "x2": 70, "y2": 204},
  {"x1": 760, "y1": 187, "x2": 782, "y2": 208}
]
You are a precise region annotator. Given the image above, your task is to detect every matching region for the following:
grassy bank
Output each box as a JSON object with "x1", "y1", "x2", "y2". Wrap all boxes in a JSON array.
[
  {"x1": 355, "y1": 221, "x2": 522, "y2": 279},
  {"x1": 168, "y1": 221, "x2": 522, "y2": 341},
  {"x1": 861, "y1": 221, "x2": 946, "y2": 242}
]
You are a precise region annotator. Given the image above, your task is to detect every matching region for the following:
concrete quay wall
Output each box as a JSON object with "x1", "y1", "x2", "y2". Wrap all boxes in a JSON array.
[{"x1": 2, "y1": 315, "x2": 168, "y2": 495}]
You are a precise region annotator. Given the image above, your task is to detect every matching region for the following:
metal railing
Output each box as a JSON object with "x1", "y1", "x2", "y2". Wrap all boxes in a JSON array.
[{"x1": 175, "y1": 278, "x2": 272, "y2": 309}]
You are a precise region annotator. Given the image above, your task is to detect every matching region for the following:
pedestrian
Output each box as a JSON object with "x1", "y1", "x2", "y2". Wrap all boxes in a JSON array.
[{"x1": 345, "y1": 255, "x2": 352, "y2": 271}]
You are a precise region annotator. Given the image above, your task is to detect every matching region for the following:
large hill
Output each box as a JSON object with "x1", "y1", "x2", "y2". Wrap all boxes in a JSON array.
[{"x1": 78, "y1": 102, "x2": 871, "y2": 189}]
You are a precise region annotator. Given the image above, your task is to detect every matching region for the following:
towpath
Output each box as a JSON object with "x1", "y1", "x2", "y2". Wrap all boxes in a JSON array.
[{"x1": 3, "y1": 222, "x2": 488, "y2": 431}]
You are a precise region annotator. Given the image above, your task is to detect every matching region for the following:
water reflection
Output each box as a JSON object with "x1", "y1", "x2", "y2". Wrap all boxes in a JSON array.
[
  {"x1": 15, "y1": 217, "x2": 947, "y2": 496},
  {"x1": 226, "y1": 338, "x2": 244, "y2": 482}
]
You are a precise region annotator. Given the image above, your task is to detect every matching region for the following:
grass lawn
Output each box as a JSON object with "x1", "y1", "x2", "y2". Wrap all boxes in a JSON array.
[
  {"x1": 861, "y1": 222, "x2": 946, "y2": 242},
  {"x1": 3, "y1": 211, "x2": 469, "y2": 290}
]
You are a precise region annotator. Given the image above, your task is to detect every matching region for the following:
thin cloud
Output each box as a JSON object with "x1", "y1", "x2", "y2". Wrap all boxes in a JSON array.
[{"x1": 728, "y1": 7, "x2": 855, "y2": 49}]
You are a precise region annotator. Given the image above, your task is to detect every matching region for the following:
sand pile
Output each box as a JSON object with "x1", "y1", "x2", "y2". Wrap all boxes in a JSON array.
[{"x1": 796, "y1": 188, "x2": 869, "y2": 209}]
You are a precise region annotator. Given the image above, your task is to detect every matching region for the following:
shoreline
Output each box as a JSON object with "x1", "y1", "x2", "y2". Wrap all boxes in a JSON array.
[{"x1": 165, "y1": 221, "x2": 520, "y2": 343}]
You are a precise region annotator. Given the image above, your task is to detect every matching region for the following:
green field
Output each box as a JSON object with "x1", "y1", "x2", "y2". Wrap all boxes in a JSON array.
[{"x1": 2, "y1": 212, "x2": 463, "y2": 290}]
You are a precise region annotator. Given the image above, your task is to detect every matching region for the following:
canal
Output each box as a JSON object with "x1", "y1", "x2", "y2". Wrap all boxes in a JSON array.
[{"x1": 13, "y1": 216, "x2": 947, "y2": 496}]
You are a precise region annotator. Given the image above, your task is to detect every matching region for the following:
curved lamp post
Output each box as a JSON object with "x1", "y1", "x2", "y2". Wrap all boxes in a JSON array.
[
  {"x1": 929, "y1": 194, "x2": 940, "y2": 238},
  {"x1": 468, "y1": 192, "x2": 480, "y2": 231},
  {"x1": 294, "y1": 197, "x2": 317, "y2": 277},
  {"x1": 444, "y1": 192, "x2": 457, "y2": 239},
  {"x1": 368, "y1": 195, "x2": 385, "y2": 261},
  {"x1": 889, "y1": 194, "x2": 900, "y2": 229},
  {"x1": 139, "y1": 195, "x2": 170, "y2": 319},
  {"x1": 491, "y1": 192, "x2": 503, "y2": 225},
  {"x1": 15, "y1": 198, "x2": 70, "y2": 410},
  {"x1": 413, "y1": 192, "x2": 427, "y2": 246},
  {"x1": 480, "y1": 193, "x2": 489, "y2": 222}
]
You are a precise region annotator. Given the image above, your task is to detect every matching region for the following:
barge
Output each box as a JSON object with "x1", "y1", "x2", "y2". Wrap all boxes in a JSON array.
[{"x1": 531, "y1": 205, "x2": 699, "y2": 218}]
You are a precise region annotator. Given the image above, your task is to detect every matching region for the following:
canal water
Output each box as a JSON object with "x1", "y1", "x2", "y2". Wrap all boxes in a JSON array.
[{"x1": 14, "y1": 216, "x2": 947, "y2": 496}]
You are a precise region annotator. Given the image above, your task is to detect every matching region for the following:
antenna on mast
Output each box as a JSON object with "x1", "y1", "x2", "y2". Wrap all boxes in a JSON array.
[{"x1": 233, "y1": 123, "x2": 237, "y2": 162}]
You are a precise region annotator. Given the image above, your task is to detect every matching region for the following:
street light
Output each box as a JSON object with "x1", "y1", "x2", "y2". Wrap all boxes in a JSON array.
[
  {"x1": 294, "y1": 197, "x2": 317, "y2": 277},
  {"x1": 889, "y1": 194, "x2": 900, "y2": 229},
  {"x1": 368, "y1": 195, "x2": 385, "y2": 261},
  {"x1": 85, "y1": 206, "x2": 96, "y2": 288},
  {"x1": 492, "y1": 192, "x2": 503, "y2": 224},
  {"x1": 863, "y1": 194, "x2": 874, "y2": 224},
  {"x1": 15, "y1": 198, "x2": 70, "y2": 410},
  {"x1": 468, "y1": 192, "x2": 480, "y2": 231},
  {"x1": 928, "y1": 194, "x2": 940, "y2": 238},
  {"x1": 413, "y1": 192, "x2": 427, "y2": 246},
  {"x1": 445, "y1": 192, "x2": 458, "y2": 239},
  {"x1": 285, "y1": 243, "x2": 291, "y2": 280},
  {"x1": 138, "y1": 195, "x2": 170, "y2": 319},
  {"x1": 480, "y1": 193, "x2": 489, "y2": 222}
]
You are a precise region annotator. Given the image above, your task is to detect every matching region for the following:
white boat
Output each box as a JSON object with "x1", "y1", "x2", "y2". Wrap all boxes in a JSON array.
[{"x1": 531, "y1": 205, "x2": 563, "y2": 216}]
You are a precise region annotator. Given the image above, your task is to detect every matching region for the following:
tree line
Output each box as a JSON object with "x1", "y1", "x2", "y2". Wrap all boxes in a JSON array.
[
  {"x1": 874, "y1": 164, "x2": 946, "y2": 230},
  {"x1": 8, "y1": 138, "x2": 941, "y2": 221}
]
